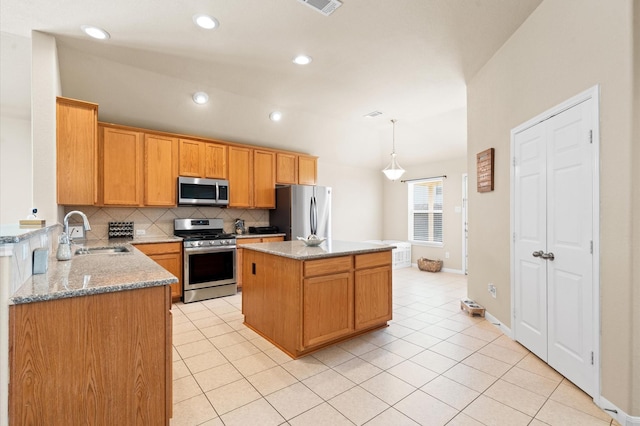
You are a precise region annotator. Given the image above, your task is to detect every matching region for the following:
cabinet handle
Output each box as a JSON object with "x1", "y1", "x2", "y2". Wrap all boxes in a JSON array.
[
  {"x1": 532, "y1": 250, "x2": 543, "y2": 257},
  {"x1": 252, "y1": 263, "x2": 256, "y2": 275}
]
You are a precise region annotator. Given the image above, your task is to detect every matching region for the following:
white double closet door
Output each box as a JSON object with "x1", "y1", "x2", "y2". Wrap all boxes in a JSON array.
[{"x1": 513, "y1": 97, "x2": 596, "y2": 397}]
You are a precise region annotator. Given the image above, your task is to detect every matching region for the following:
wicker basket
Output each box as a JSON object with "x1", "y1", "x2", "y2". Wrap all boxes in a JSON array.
[{"x1": 417, "y1": 257, "x2": 443, "y2": 272}]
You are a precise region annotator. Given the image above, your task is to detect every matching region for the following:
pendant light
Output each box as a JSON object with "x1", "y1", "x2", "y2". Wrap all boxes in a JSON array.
[{"x1": 382, "y1": 119, "x2": 405, "y2": 181}]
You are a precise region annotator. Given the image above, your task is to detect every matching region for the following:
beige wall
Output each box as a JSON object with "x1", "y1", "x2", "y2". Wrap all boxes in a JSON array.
[
  {"x1": 318, "y1": 160, "x2": 383, "y2": 242},
  {"x1": 383, "y1": 156, "x2": 467, "y2": 271},
  {"x1": 31, "y1": 31, "x2": 62, "y2": 224},
  {"x1": 467, "y1": 0, "x2": 636, "y2": 416},
  {"x1": 0, "y1": 116, "x2": 31, "y2": 223}
]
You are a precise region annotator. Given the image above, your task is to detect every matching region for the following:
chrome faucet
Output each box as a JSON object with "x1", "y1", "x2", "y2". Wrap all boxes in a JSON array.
[{"x1": 63, "y1": 210, "x2": 91, "y2": 240}]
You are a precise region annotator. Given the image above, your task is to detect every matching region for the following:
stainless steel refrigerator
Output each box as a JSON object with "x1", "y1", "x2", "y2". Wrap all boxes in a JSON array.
[{"x1": 269, "y1": 185, "x2": 332, "y2": 241}]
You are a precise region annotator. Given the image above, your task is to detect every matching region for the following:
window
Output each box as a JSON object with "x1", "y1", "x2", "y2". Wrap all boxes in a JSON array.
[{"x1": 408, "y1": 178, "x2": 443, "y2": 245}]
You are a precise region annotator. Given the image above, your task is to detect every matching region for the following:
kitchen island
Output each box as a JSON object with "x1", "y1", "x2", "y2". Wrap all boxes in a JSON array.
[
  {"x1": 8, "y1": 242, "x2": 176, "y2": 425},
  {"x1": 241, "y1": 240, "x2": 394, "y2": 358}
]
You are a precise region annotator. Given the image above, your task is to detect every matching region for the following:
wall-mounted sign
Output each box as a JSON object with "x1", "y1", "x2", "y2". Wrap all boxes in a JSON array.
[{"x1": 477, "y1": 148, "x2": 494, "y2": 192}]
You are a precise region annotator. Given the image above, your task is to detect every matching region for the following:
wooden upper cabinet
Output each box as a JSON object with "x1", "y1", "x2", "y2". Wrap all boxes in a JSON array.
[
  {"x1": 276, "y1": 152, "x2": 297, "y2": 185},
  {"x1": 178, "y1": 139, "x2": 203, "y2": 177},
  {"x1": 298, "y1": 155, "x2": 318, "y2": 185},
  {"x1": 145, "y1": 133, "x2": 178, "y2": 206},
  {"x1": 179, "y1": 139, "x2": 227, "y2": 179},
  {"x1": 56, "y1": 97, "x2": 98, "y2": 205},
  {"x1": 203, "y1": 142, "x2": 228, "y2": 179},
  {"x1": 101, "y1": 126, "x2": 143, "y2": 206},
  {"x1": 254, "y1": 150, "x2": 276, "y2": 208},
  {"x1": 228, "y1": 146, "x2": 252, "y2": 208}
]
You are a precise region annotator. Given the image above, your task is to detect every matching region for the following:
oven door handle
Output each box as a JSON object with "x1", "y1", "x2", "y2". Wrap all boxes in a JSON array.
[{"x1": 184, "y1": 245, "x2": 236, "y2": 254}]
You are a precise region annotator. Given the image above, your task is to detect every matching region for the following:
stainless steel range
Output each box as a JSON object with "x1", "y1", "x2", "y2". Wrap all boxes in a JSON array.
[{"x1": 174, "y1": 218, "x2": 236, "y2": 303}]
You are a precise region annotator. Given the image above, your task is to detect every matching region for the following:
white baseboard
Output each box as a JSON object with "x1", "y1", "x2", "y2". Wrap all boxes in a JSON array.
[
  {"x1": 410, "y1": 263, "x2": 465, "y2": 275},
  {"x1": 484, "y1": 310, "x2": 513, "y2": 338},
  {"x1": 599, "y1": 396, "x2": 640, "y2": 425}
]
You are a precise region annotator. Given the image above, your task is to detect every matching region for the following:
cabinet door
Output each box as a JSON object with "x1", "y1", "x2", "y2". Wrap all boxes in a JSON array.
[
  {"x1": 298, "y1": 155, "x2": 317, "y2": 185},
  {"x1": 204, "y1": 143, "x2": 228, "y2": 179},
  {"x1": 354, "y1": 265, "x2": 392, "y2": 330},
  {"x1": 145, "y1": 134, "x2": 178, "y2": 206},
  {"x1": 276, "y1": 152, "x2": 297, "y2": 184},
  {"x1": 56, "y1": 97, "x2": 98, "y2": 205},
  {"x1": 303, "y1": 272, "x2": 354, "y2": 348},
  {"x1": 136, "y1": 242, "x2": 182, "y2": 302},
  {"x1": 228, "y1": 146, "x2": 253, "y2": 208},
  {"x1": 253, "y1": 150, "x2": 276, "y2": 208},
  {"x1": 178, "y1": 139, "x2": 204, "y2": 177},
  {"x1": 236, "y1": 238, "x2": 262, "y2": 288},
  {"x1": 151, "y1": 254, "x2": 182, "y2": 301},
  {"x1": 101, "y1": 127, "x2": 143, "y2": 206}
]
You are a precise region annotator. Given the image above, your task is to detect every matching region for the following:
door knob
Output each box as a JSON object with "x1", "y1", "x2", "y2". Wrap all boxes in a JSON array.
[
  {"x1": 541, "y1": 252, "x2": 555, "y2": 261},
  {"x1": 532, "y1": 250, "x2": 543, "y2": 257}
]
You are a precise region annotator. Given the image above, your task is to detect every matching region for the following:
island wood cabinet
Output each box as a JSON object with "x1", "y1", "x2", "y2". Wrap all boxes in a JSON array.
[
  {"x1": 178, "y1": 138, "x2": 227, "y2": 179},
  {"x1": 276, "y1": 153, "x2": 318, "y2": 185},
  {"x1": 135, "y1": 242, "x2": 183, "y2": 302},
  {"x1": 242, "y1": 249, "x2": 392, "y2": 358},
  {"x1": 100, "y1": 124, "x2": 179, "y2": 207},
  {"x1": 9, "y1": 285, "x2": 173, "y2": 425},
  {"x1": 56, "y1": 97, "x2": 99, "y2": 205},
  {"x1": 236, "y1": 236, "x2": 284, "y2": 288},
  {"x1": 228, "y1": 147, "x2": 276, "y2": 208}
]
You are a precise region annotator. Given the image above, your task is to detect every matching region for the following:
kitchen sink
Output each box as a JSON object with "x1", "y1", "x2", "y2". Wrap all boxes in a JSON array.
[{"x1": 75, "y1": 246, "x2": 131, "y2": 255}]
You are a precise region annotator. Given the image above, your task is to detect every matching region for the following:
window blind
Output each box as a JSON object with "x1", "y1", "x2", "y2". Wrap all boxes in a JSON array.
[{"x1": 409, "y1": 178, "x2": 443, "y2": 244}]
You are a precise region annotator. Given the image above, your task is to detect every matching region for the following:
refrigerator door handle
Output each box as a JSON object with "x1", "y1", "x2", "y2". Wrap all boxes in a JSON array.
[{"x1": 310, "y1": 196, "x2": 317, "y2": 235}]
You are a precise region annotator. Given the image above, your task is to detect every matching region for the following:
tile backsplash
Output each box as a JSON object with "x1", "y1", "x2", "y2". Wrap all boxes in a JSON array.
[{"x1": 64, "y1": 206, "x2": 269, "y2": 240}]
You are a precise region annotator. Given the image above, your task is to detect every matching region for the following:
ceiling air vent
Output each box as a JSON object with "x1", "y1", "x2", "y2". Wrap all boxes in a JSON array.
[
  {"x1": 297, "y1": 0, "x2": 342, "y2": 16},
  {"x1": 364, "y1": 111, "x2": 383, "y2": 118}
]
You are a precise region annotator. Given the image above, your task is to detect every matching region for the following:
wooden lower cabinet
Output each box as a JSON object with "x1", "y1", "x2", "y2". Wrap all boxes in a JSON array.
[
  {"x1": 9, "y1": 286, "x2": 172, "y2": 425},
  {"x1": 236, "y1": 236, "x2": 284, "y2": 288},
  {"x1": 242, "y1": 250, "x2": 392, "y2": 358},
  {"x1": 135, "y1": 242, "x2": 183, "y2": 302},
  {"x1": 303, "y1": 271, "x2": 354, "y2": 347}
]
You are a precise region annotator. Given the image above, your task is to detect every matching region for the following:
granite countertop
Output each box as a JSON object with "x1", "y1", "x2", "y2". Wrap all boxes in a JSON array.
[
  {"x1": 0, "y1": 224, "x2": 58, "y2": 244},
  {"x1": 9, "y1": 241, "x2": 177, "y2": 305},
  {"x1": 240, "y1": 240, "x2": 394, "y2": 260}
]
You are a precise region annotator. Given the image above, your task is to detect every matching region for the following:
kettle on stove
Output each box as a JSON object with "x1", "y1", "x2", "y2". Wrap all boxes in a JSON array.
[{"x1": 234, "y1": 218, "x2": 245, "y2": 234}]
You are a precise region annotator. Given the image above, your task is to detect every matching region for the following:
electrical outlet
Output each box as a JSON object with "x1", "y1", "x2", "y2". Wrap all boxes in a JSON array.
[
  {"x1": 136, "y1": 229, "x2": 146, "y2": 236},
  {"x1": 488, "y1": 283, "x2": 497, "y2": 298},
  {"x1": 445, "y1": 251, "x2": 450, "y2": 259}
]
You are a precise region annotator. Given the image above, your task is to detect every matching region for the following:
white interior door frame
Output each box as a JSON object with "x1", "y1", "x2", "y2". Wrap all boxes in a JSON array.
[
  {"x1": 462, "y1": 173, "x2": 468, "y2": 275},
  {"x1": 510, "y1": 85, "x2": 601, "y2": 402}
]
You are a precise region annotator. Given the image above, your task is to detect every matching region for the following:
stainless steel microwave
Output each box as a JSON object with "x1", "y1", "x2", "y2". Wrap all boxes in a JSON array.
[{"x1": 178, "y1": 177, "x2": 230, "y2": 206}]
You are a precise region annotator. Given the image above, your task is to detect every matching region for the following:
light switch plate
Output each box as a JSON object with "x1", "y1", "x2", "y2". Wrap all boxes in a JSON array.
[{"x1": 69, "y1": 226, "x2": 84, "y2": 239}]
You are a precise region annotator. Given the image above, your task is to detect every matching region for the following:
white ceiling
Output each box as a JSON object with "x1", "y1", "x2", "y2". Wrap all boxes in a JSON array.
[{"x1": 1, "y1": 0, "x2": 541, "y2": 170}]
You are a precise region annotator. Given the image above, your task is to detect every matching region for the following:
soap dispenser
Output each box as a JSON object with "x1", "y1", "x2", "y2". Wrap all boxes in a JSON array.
[{"x1": 56, "y1": 232, "x2": 72, "y2": 261}]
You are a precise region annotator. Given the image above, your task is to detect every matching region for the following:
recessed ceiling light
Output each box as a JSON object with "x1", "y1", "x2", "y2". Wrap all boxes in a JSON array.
[
  {"x1": 192, "y1": 92, "x2": 209, "y2": 105},
  {"x1": 193, "y1": 14, "x2": 219, "y2": 30},
  {"x1": 81, "y1": 25, "x2": 110, "y2": 40},
  {"x1": 293, "y1": 55, "x2": 312, "y2": 65},
  {"x1": 269, "y1": 111, "x2": 283, "y2": 122}
]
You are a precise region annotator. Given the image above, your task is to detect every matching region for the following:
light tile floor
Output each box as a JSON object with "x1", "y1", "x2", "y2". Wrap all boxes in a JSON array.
[{"x1": 170, "y1": 267, "x2": 619, "y2": 426}]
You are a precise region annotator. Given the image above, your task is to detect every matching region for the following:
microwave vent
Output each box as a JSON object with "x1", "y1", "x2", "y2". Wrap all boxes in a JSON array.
[{"x1": 297, "y1": 0, "x2": 342, "y2": 16}]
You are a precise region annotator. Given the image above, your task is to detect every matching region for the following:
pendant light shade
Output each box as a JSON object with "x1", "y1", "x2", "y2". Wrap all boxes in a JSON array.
[{"x1": 382, "y1": 119, "x2": 405, "y2": 181}]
